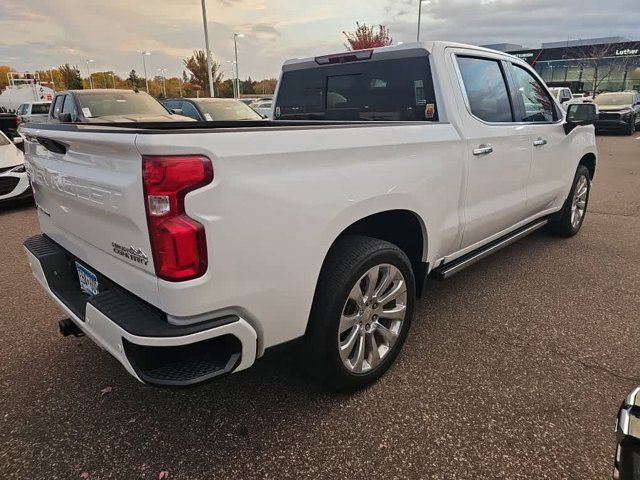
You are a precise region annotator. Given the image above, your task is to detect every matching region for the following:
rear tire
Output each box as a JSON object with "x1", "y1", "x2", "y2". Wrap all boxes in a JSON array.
[
  {"x1": 549, "y1": 165, "x2": 591, "y2": 237},
  {"x1": 305, "y1": 235, "x2": 415, "y2": 391}
]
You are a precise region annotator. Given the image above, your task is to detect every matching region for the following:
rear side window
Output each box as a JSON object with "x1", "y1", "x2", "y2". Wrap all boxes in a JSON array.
[
  {"x1": 456, "y1": 56, "x2": 513, "y2": 123},
  {"x1": 0, "y1": 132, "x2": 9, "y2": 146},
  {"x1": 275, "y1": 56, "x2": 438, "y2": 121}
]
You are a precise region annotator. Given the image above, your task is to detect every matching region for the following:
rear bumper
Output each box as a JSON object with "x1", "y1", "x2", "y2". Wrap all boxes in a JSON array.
[{"x1": 24, "y1": 234, "x2": 257, "y2": 387}]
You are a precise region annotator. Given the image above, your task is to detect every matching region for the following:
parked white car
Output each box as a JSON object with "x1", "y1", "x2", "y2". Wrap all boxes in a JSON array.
[
  {"x1": 548, "y1": 87, "x2": 574, "y2": 110},
  {"x1": 0, "y1": 131, "x2": 30, "y2": 204},
  {"x1": 15, "y1": 102, "x2": 51, "y2": 124},
  {"x1": 250, "y1": 100, "x2": 273, "y2": 118},
  {"x1": 21, "y1": 41, "x2": 598, "y2": 391}
]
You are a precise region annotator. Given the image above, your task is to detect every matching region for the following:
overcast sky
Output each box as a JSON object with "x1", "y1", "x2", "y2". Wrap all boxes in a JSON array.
[{"x1": 1, "y1": 0, "x2": 639, "y2": 81}]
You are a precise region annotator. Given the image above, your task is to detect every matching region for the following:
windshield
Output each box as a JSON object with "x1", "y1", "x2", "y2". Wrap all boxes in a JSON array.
[
  {"x1": 594, "y1": 93, "x2": 634, "y2": 106},
  {"x1": 77, "y1": 91, "x2": 168, "y2": 117},
  {"x1": 31, "y1": 104, "x2": 50, "y2": 114},
  {"x1": 196, "y1": 99, "x2": 263, "y2": 120}
]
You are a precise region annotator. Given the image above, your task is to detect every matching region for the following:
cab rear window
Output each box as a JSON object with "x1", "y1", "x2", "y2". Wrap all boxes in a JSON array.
[
  {"x1": 275, "y1": 56, "x2": 438, "y2": 122},
  {"x1": 31, "y1": 104, "x2": 50, "y2": 114}
]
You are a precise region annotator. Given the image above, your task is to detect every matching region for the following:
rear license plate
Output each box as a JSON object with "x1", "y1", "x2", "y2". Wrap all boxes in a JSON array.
[{"x1": 75, "y1": 261, "x2": 99, "y2": 296}]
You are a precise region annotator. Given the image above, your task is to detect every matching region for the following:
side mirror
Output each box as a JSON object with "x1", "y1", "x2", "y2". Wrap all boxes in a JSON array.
[
  {"x1": 58, "y1": 113, "x2": 73, "y2": 123},
  {"x1": 12, "y1": 136, "x2": 24, "y2": 145},
  {"x1": 170, "y1": 109, "x2": 183, "y2": 115},
  {"x1": 564, "y1": 103, "x2": 598, "y2": 134}
]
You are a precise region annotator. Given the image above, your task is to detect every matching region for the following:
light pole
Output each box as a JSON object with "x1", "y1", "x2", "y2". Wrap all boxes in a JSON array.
[
  {"x1": 141, "y1": 51, "x2": 151, "y2": 92},
  {"x1": 200, "y1": 0, "x2": 215, "y2": 97},
  {"x1": 85, "y1": 59, "x2": 94, "y2": 89},
  {"x1": 49, "y1": 68, "x2": 55, "y2": 91},
  {"x1": 226, "y1": 61, "x2": 237, "y2": 98},
  {"x1": 417, "y1": 0, "x2": 431, "y2": 42},
  {"x1": 158, "y1": 67, "x2": 167, "y2": 97},
  {"x1": 233, "y1": 33, "x2": 244, "y2": 99}
]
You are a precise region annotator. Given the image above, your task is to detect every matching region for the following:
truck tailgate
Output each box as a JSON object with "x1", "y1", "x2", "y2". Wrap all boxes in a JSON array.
[{"x1": 23, "y1": 127, "x2": 157, "y2": 279}]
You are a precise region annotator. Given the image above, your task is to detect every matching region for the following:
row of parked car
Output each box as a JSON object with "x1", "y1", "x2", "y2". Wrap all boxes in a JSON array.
[
  {"x1": 21, "y1": 90, "x2": 274, "y2": 125},
  {"x1": 0, "y1": 90, "x2": 275, "y2": 206},
  {"x1": 549, "y1": 88, "x2": 640, "y2": 135}
]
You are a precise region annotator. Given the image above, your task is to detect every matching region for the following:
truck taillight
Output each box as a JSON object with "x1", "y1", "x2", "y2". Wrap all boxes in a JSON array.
[{"x1": 142, "y1": 155, "x2": 213, "y2": 282}]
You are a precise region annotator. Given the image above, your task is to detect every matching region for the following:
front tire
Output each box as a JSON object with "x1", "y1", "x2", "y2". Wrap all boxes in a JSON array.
[
  {"x1": 625, "y1": 116, "x2": 635, "y2": 135},
  {"x1": 305, "y1": 235, "x2": 415, "y2": 391},
  {"x1": 549, "y1": 165, "x2": 591, "y2": 237}
]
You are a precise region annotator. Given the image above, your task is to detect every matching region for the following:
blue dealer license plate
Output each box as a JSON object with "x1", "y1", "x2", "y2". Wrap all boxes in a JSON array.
[{"x1": 75, "y1": 261, "x2": 99, "y2": 296}]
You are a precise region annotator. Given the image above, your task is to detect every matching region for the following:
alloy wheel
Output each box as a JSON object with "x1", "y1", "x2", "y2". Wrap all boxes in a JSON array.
[
  {"x1": 338, "y1": 264, "x2": 407, "y2": 374},
  {"x1": 571, "y1": 174, "x2": 589, "y2": 230}
]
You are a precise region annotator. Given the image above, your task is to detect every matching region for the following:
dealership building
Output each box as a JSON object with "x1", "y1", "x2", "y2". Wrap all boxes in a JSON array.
[{"x1": 485, "y1": 37, "x2": 640, "y2": 93}]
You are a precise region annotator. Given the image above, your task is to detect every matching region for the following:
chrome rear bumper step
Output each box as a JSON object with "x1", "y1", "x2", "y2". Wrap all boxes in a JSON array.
[{"x1": 431, "y1": 219, "x2": 549, "y2": 281}]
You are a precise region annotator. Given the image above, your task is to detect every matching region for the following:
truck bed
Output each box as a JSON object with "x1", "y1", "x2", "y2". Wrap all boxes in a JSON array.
[{"x1": 24, "y1": 119, "x2": 428, "y2": 134}]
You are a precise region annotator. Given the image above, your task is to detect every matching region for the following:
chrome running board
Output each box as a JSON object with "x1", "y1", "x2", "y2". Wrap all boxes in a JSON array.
[{"x1": 431, "y1": 219, "x2": 549, "y2": 280}]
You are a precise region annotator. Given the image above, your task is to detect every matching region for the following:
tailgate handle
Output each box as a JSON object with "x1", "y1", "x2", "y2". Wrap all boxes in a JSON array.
[{"x1": 36, "y1": 137, "x2": 68, "y2": 155}]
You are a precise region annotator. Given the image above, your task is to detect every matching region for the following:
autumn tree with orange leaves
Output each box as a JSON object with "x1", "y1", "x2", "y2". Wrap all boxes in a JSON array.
[{"x1": 343, "y1": 22, "x2": 393, "y2": 51}]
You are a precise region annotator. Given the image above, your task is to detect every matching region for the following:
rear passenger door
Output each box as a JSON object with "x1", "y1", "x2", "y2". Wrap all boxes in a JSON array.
[
  {"x1": 452, "y1": 53, "x2": 532, "y2": 249},
  {"x1": 506, "y1": 62, "x2": 569, "y2": 216}
]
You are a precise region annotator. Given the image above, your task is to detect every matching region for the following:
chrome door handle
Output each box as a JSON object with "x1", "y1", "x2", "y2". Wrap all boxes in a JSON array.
[
  {"x1": 533, "y1": 138, "x2": 548, "y2": 147},
  {"x1": 472, "y1": 144, "x2": 493, "y2": 156}
]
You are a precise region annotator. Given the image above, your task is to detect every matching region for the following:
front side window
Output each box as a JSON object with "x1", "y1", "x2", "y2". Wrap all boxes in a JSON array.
[
  {"x1": 456, "y1": 56, "x2": 513, "y2": 123},
  {"x1": 61, "y1": 95, "x2": 76, "y2": 118},
  {"x1": 51, "y1": 96, "x2": 64, "y2": 118},
  {"x1": 276, "y1": 56, "x2": 438, "y2": 121},
  {"x1": 508, "y1": 64, "x2": 556, "y2": 122}
]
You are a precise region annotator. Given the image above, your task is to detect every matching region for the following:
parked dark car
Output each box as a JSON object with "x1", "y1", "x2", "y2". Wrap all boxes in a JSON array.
[
  {"x1": 593, "y1": 91, "x2": 640, "y2": 135},
  {"x1": 0, "y1": 113, "x2": 19, "y2": 140},
  {"x1": 161, "y1": 98, "x2": 265, "y2": 121},
  {"x1": 46, "y1": 89, "x2": 193, "y2": 124}
]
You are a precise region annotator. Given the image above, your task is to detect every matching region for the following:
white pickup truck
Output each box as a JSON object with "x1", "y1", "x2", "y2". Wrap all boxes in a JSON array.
[{"x1": 21, "y1": 42, "x2": 598, "y2": 391}]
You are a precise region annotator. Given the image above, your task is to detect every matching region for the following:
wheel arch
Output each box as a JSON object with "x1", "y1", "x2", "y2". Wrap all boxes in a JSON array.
[
  {"x1": 579, "y1": 152, "x2": 597, "y2": 180},
  {"x1": 319, "y1": 209, "x2": 429, "y2": 299}
]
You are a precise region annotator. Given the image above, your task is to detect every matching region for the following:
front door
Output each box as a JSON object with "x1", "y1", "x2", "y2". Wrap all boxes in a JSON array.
[
  {"x1": 506, "y1": 62, "x2": 571, "y2": 215},
  {"x1": 452, "y1": 53, "x2": 532, "y2": 249}
]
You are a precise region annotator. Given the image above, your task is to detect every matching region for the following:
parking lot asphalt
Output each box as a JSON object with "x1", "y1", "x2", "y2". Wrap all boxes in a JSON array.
[{"x1": 1, "y1": 134, "x2": 639, "y2": 479}]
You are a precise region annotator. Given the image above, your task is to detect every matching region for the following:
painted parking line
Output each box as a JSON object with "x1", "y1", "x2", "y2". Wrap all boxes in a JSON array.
[{"x1": 636, "y1": 136, "x2": 640, "y2": 140}]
